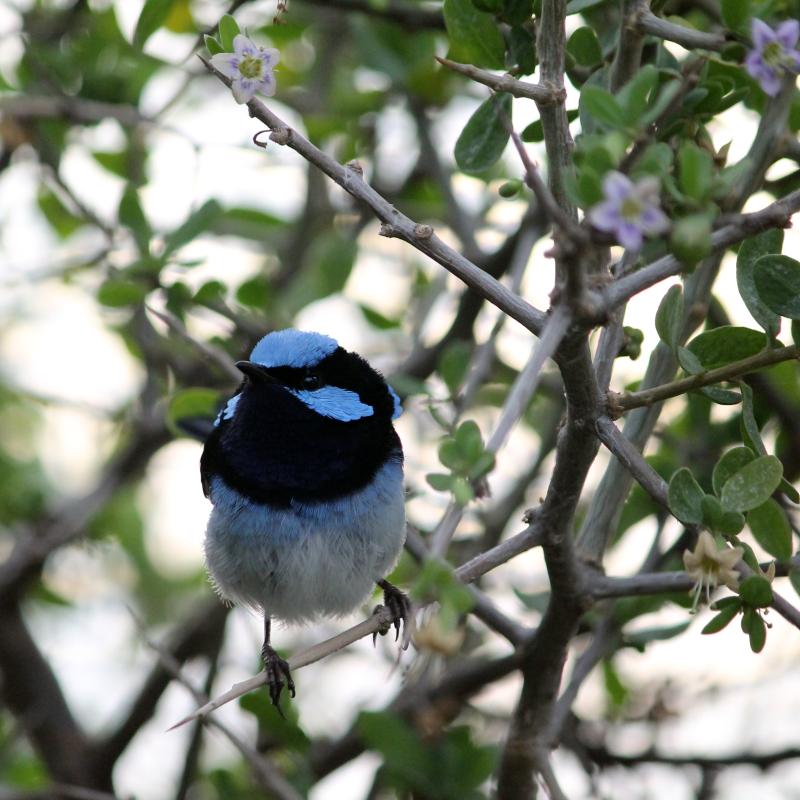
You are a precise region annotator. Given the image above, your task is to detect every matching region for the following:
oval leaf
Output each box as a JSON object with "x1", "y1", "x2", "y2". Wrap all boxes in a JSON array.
[
  {"x1": 655, "y1": 284, "x2": 683, "y2": 353},
  {"x1": 454, "y1": 93, "x2": 512, "y2": 174},
  {"x1": 747, "y1": 498, "x2": 792, "y2": 560},
  {"x1": 712, "y1": 446, "x2": 756, "y2": 496},
  {"x1": 668, "y1": 467, "x2": 705, "y2": 525},
  {"x1": 754, "y1": 254, "x2": 800, "y2": 319},
  {"x1": 720, "y1": 455, "x2": 783, "y2": 513},
  {"x1": 736, "y1": 230, "x2": 782, "y2": 338},
  {"x1": 686, "y1": 326, "x2": 766, "y2": 370},
  {"x1": 444, "y1": 0, "x2": 506, "y2": 69}
]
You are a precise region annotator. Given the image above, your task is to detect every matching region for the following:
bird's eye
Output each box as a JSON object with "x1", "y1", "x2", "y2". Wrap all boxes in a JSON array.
[{"x1": 302, "y1": 372, "x2": 321, "y2": 390}]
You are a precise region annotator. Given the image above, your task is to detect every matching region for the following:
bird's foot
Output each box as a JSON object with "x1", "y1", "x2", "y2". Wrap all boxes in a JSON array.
[
  {"x1": 261, "y1": 644, "x2": 295, "y2": 712},
  {"x1": 372, "y1": 579, "x2": 411, "y2": 648}
]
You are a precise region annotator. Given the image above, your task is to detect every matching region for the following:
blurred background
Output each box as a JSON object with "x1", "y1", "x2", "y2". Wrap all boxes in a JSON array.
[{"x1": 2, "y1": 1, "x2": 800, "y2": 798}]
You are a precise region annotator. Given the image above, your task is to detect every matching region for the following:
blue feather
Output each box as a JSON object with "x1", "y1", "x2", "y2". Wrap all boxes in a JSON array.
[
  {"x1": 250, "y1": 329, "x2": 338, "y2": 368},
  {"x1": 289, "y1": 386, "x2": 373, "y2": 421}
]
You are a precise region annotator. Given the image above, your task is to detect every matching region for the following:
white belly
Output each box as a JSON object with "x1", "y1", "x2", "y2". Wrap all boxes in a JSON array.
[{"x1": 203, "y1": 461, "x2": 406, "y2": 623}]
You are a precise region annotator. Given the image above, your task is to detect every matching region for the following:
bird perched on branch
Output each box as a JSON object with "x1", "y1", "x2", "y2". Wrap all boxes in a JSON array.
[{"x1": 201, "y1": 329, "x2": 409, "y2": 707}]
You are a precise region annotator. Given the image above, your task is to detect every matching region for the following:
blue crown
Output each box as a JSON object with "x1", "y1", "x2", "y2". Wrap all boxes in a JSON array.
[{"x1": 250, "y1": 330, "x2": 338, "y2": 369}]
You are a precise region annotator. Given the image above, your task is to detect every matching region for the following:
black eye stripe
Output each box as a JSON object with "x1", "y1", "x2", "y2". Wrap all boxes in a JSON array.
[{"x1": 302, "y1": 372, "x2": 321, "y2": 389}]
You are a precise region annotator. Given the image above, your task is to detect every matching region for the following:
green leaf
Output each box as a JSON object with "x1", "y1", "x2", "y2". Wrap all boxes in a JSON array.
[
  {"x1": 779, "y1": 477, "x2": 800, "y2": 504},
  {"x1": 522, "y1": 109, "x2": 578, "y2": 142},
  {"x1": 167, "y1": 388, "x2": 219, "y2": 435},
  {"x1": 438, "y1": 341, "x2": 472, "y2": 396},
  {"x1": 701, "y1": 494, "x2": 745, "y2": 535},
  {"x1": 236, "y1": 276, "x2": 270, "y2": 308},
  {"x1": 618, "y1": 65, "x2": 659, "y2": 124},
  {"x1": 567, "y1": 27, "x2": 602, "y2": 67},
  {"x1": 163, "y1": 199, "x2": 222, "y2": 257},
  {"x1": 702, "y1": 601, "x2": 741, "y2": 634},
  {"x1": 720, "y1": 455, "x2": 783, "y2": 513},
  {"x1": 508, "y1": 25, "x2": 536, "y2": 74},
  {"x1": 580, "y1": 85, "x2": 626, "y2": 128},
  {"x1": 602, "y1": 659, "x2": 629, "y2": 709},
  {"x1": 426, "y1": 473, "x2": 454, "y2": 492},
  {"x1": 452, "y1": 475, "x2": 474, "y2": 504},
  {"x1": 502, "y1": 0, "x2": 534, "y2": 25},
  {"x1": 655, "y1": 284, "x2": 683, "y2": 353},
  {"x1": 753, "y1": 255, "x2": 800, "y2": 319},
  {"x1": 204, "y1": 35, "x2": 223, "y2": 55},
  {"x1": 667, "y1": 467, "x2": 705, "y2": 525},
  {"x1": 721, "y1": 0, "x2": 750, "y2": 32},
  {"x1": 677, "y1": 345, "x2": 705, "y2": 375},
  {"x1": 218, "y1": 14, "x2": 240, "y2": 52},
  {"x1": 359, "y1": 304, "x2": 400, "y2": 330},
  {"x1": 671, "y1": 213, "x2": 712, "y2": 268},
  {"x1": 119, "y1": 186, "x2": 151, "y2": 255},
  {"x1": 713, "y1": 446, "x2": 756, "y2": 496},
  {"x1": 37, "y1": 189, "x2": 84, "y2": 238},
  {"x1": 455, "y1": 420, "x2": 484, "y2": 464},
  {"x1": 469, "y1": 450, "x2": 495, "y2": 480},
  {"x1": 439, "y1": 439, "x2": 465, "y2": 471},
  {"x1": 739, "y1": 382, "x2": 767, "y2": 455},
  {"x1": 736, "y1": 229, "x2": 783, "y2": 338},
  {"x1": 443, "y1": 0, "x2": 506, "y2": 69},
  {"x1": 686, "y1": 326, "x2": 766, "y2": 370},
  {"x1": 97, "y1": 279, "x2": 147, "y2": 308},
  {"x1": 748, "y1": 611, "x2": 767, "y2": 652},
  {"x1": 700, "y1": 386, "x2": 741, "y2": 405},
  {"x1": 678, "y1": 142, "x2": 714, "y2": 203},
  {"x1": 739, "y1": 575, "x2": 773, "y2": 608},
  {"x1": 747, "y1": 498, "x2": 792, "y2": 560},
  {"x1": 454, "y1": 93, "x2": 512, "y2": 174},
  {"x1": 358, "y1": 711, "x2": 437, "y2": 795},
  {"x1": 133, "y1": 0, "x2": 175, "y2": 49},
  {"x1": 499, "y1": 178, "x2": 523, "y2": 197}
]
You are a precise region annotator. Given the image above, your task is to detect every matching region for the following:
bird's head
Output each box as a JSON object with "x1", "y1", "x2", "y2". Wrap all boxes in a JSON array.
[{"x1": 226, "y1": 329, "x2": 402, "y2": 425}]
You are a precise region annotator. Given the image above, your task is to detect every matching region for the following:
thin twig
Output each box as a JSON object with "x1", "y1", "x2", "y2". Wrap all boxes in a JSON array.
[
  {"x1": 201, "y1": 55, "x2": 547, "y2": 336},
  {"x1": 436, "y1": 58, "x2": 563, "y2": 105},
  {"x1": 612, "y1": 345, "x2": 800, "y2": 414}
]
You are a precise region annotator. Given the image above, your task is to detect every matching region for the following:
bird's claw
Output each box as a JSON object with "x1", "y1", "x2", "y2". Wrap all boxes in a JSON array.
[
  {"x1": 375, "y1": 579, "x2": 411, "y2": 648},
  {"x1": 262, "y1": 644, "x2": 295, "y2": 714}
]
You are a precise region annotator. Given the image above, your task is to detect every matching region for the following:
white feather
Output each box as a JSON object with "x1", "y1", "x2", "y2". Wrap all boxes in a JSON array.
[{"x1": 203, "y1": 460, "x2": 406, "y2": 623}]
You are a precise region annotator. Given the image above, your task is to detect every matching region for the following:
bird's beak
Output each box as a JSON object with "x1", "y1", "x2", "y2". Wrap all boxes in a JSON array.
[{"x1": 235, "y1": 361, "x2": 278, "y2": 383}]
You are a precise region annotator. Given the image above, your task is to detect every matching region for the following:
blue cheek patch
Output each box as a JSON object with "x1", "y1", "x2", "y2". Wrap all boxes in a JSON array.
[
  {"x1": 250, "y1": 329, "x2": 338, "y2": 369},
  {"x1": 214, "y1": 393, "x2": 241, "y2": 426},
  {"x1": 388, "y1": 386, "x2": 403, "y2": 420},
  {"x1": 290, "y1": 386, "x2": 374, "y2": 422}
]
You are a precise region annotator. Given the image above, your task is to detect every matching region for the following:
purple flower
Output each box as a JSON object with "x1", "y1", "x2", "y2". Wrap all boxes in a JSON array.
[
  {"x1": 745, "y1": 18, "x2": 800, "y2": 97},
  {"x1": 588, "y1": 172, "x2": 670, "y2": 251},
  {"x1": 210, "y1": 34, "x2": 280, "y2": 104}
]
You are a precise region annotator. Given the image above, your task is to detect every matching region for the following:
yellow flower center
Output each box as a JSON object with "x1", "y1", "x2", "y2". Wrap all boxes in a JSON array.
[
  {"x1": 239, "y1": 54, "x2": 263, "y2": 79},
  {"x1": 620, "y1": 197, "x2": 642, "y2": 220}
]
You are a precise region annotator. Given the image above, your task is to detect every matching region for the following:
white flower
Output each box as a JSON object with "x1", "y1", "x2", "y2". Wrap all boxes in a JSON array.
[
  {"x1": 683, "y1": 531, "x2": 743, "y2": 611},
  {"x1": 210, "y1": 34, "x2": 280, "y2": 104}
]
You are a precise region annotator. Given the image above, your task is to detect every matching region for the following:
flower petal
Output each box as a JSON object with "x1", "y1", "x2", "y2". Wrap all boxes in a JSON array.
[
  {"x1": 616, "y1": 220, "x2": 644, "y2": 250},
  {"x1": 775, "y1": 19, "x2": 800, "y2": 49},
  {"x1": 588, "y1": 201, "x2": 622, "y2": 232},
  {"x1": 258, "y1": 71, "x2": 277, "y2": 97},
  {"x1": 602, "y1": 171, "x2": 633, "y2": 203},
  {"x1": 638, "y1": 205, "x2": 670, "y2": 235},
  {"x1": 209, "y1": 52, "x2": 240, "y2": 79},
  {"x1": 759, "y1": 69, "x2": 784, "y2": 96},
  {"x1": 751, "y1": 18, "x2": 776, "y2": 51},
  {"x1": 260, "y1": 47, "x2": 281, "y2": 68},
  {"x1": 233, "y1": 34, "x2": 258, "y2": 57},
  {"x1": 231, "y1": 77, "x2": 257, "y2": 104}
]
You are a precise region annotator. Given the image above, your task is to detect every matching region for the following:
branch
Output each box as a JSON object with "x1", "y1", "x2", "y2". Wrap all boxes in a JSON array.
[
  {"x1": 594, "y1": 188, "x2": 800, "y2": 317},
  {"x1": 0, "y1": 599, "x2": 94, "y2": 787},
  {"x1": 201, "y1": 56, "x2": 547, "y2": 336},
  {"x1": 295, "y1": 0, "x2": 444, "y2": 30},
  {"x1": 637, "y1": 8, "x2": 727, "y2": 52},
  {"x1": 435, "y1": 58, "x2": 563, "y2": 105},
  {"x1": 612, "y1": 345, "x2": 800, "y2": 414},
  {"x1": 134, "y1": 612, "x2": 303, "y2": 800}
]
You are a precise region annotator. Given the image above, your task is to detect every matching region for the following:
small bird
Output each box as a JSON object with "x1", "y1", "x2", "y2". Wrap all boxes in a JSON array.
[{"x1": 201, "y1": 329, "x2": 409, "y2": 706}]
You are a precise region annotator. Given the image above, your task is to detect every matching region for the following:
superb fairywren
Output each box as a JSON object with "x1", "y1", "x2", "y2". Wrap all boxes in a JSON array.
[{"x1": 201, "y1": 329, "x2": 409, "y2": 706}]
